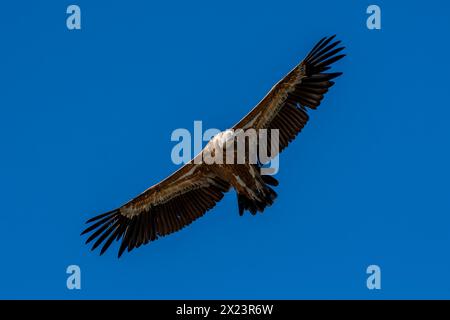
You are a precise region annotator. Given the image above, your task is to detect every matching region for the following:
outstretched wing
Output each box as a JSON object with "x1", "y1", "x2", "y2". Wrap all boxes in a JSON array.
[
  {"x1": 82, "y1": 161, "x2": 230, "y2": 257},
  {"x1": 234, "y1": 35, "x2": 345, "y2": 158},
  {"x1": 82, "y1": 36, "x2": 345, "y2": 257}
]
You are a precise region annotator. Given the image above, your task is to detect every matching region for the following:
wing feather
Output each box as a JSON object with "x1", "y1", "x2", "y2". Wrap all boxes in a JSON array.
[
  {"x1": 82, "y1": 163, "x2": 230, "y2": 257},
  {"x1": 233, "y1": 35, "x2": 345, "y2": 158}
]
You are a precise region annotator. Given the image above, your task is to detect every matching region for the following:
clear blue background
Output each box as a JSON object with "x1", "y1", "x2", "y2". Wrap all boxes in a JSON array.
[{"x1": 0, "y1": 0, "x2": 449, "y2": 299}]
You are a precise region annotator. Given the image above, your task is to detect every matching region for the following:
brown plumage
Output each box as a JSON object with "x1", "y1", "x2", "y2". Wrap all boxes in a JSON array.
[{"x1": 82, "y1": 35, "x2": 345, "y2": 257}]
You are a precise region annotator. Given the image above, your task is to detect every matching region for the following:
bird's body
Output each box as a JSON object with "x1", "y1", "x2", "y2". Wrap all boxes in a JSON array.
[{"x1": 82, "y1": 35, "x2": 346, "y2": 257}]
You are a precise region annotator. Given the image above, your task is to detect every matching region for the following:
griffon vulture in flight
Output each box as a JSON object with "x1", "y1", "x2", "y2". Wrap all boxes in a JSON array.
[{"x1": 82, "y1": 35, "x2": 345, "y2": 257}]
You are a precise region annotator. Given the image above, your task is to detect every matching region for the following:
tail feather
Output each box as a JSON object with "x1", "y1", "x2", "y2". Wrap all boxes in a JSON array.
[
  {"x1": 237, "y1": 184, "x2": 278, "y2": 216},
  {"x1": 261, "y1": 175, "x2": 279, "y2": 186}
]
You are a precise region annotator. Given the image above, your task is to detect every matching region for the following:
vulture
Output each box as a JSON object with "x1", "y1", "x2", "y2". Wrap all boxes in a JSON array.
[{"x1": 82, "y1": 35, "x2": 345, "y2": 257}]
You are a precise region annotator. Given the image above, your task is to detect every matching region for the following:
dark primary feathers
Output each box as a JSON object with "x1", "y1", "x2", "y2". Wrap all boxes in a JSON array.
[
  {"x1": 82, "y1": 165, "x2": 229, "y2": 257},
  {"x1": 234, "y1": 35, "x2": 345, "y2": 158},
  {"x1": 82, "y1": 35, "x2": 345, "y2": 257}
]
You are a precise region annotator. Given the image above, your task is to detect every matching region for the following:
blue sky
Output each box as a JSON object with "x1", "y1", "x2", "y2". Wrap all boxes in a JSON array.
[{"x1": 0, "y1": 0, "x2": 449, "y2": 299}]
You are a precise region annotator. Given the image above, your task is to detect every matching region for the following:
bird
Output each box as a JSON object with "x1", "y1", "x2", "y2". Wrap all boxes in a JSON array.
[{"x1": 82, "y1": 35, "x2": 345, "y2": 257}]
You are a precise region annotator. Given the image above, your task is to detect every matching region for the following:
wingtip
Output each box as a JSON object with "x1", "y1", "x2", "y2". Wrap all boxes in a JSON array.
[
  {"x1": 318, "y1": 35, "x2": 328, "y2": 43},
  {"x1": 91, "y1": 241, "x2": 102, "y2": 251},
  {"x1": 118, "y1": 242, "x2": 127, "y2": 258},
  {"x1": 86, "y1": 215, "x2": 102, "y2": 224},
  {"x1": 323, "y1": 34, "x2": 337, "y2": 44},
  {"x1": 85, "y1": 209, "x2": 119, "y2": 223}
]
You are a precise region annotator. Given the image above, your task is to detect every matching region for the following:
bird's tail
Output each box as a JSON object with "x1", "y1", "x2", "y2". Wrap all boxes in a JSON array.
[{"x1": 237, "y1": 175, "x2": 278, "y2": 216}]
